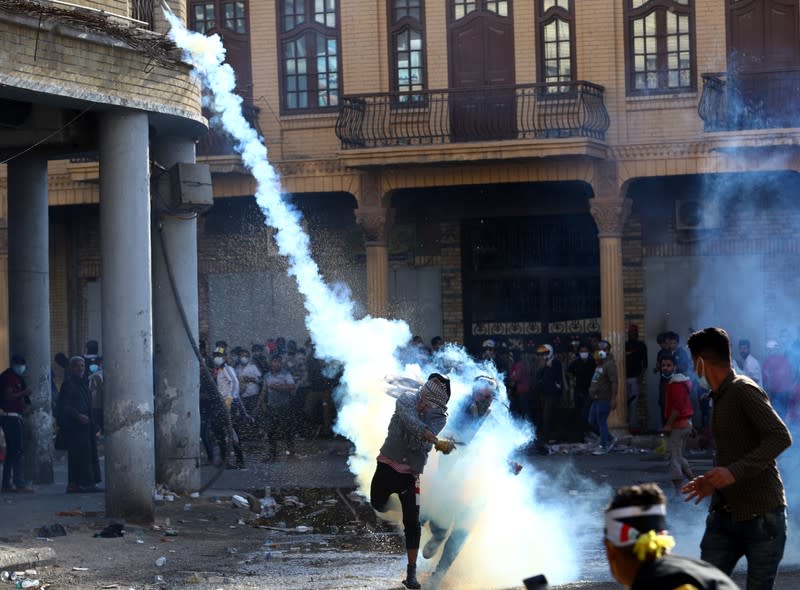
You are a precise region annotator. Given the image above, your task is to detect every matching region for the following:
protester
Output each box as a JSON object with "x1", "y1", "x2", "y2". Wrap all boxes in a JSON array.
[
  {"x1": 762, "y1": 339, "x2": 795, "y2": 419},
  {"x1": 625, "y1": 325, "x2": 648, "y2": 432},
  {"x1": 370, "y1": 373, "x2": 454, "y2": 590},
  {"x1": 735, "y1": 338, "x2": 762, "y2": 385},
  {"x1": 88, "y1": 356, "x2": 104, "y2": 434},
  {"x1": 0, "y1": 355, "x2": 33, "y2": 493},
  {"x1": 532, "y1": 343, "x2": 562, "y2": 449},
  {"x1": 604, "y1": 482, "x2": 738, "y2": 590},
  {"x1": 212, "y1": 347, "x2": 245, "y2": 468},
  {"x1": 422, "y1": 375, "x2": 521, "y2": 588},
  {"x1": 589, "y1": 340, "x2": 617, "y2": 454},
  {"x1": 261, "y1": 353, "x2": 297, "y2": 461},
  {"x1": 57, "y1": 356, "x2": 102, "y2": 493},
  {"x1": 660, "y1": 354, "x2": 694, "y2": 491},
  {"x1": 682, "y1": 327, "x2": 791, "y2": 590}
]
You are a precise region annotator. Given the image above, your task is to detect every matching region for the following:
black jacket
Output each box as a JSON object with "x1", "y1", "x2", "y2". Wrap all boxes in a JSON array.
[
  {"x1": 57, "y1": 375, "x2": 92, "y2": 431},
  {"x1": 631, "y1": 554, "x2": 738, "y2": 590}
]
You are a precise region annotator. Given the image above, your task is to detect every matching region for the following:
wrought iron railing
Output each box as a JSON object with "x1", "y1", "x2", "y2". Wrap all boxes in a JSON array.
[
  {"x1": 699, "y1": 70, "x2": 800, "y2": 131},
  {"x1": 335, "y1": 81, "x2": 609, "y2": 149},
  {"x1": 197, "y1": 101, "x2": 262, "y2": 156}
]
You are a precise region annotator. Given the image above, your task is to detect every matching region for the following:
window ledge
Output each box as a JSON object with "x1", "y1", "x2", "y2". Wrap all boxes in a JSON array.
[
  {"x1": 625, "y1": 92, "x2": 698, "y2": 111},
  {"x1": 625, "y1": 91, "x2": 697, "y2": 102}
]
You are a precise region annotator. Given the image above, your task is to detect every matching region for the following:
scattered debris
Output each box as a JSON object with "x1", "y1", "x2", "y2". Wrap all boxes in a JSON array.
[
  {"x1": 36, "y1": 524, "x2": 66, "y2": 538},
  {"x1": 94, "y1": 523, "x2": 125, "y2": 538}
]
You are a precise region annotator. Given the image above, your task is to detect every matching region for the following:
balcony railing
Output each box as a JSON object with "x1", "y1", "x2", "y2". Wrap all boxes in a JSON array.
[
  {"x1": 335, "y1": 81, "x2": 609, "y2": 149},
  {"x1": 699, "y1": 69, "x2": 800, "y2": 131},
  {"x1": 197, "y1": 101, "x2": 262, "y2": 156}
]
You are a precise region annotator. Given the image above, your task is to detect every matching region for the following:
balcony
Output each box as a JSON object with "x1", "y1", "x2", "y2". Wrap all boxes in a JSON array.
[
  {"x1": 699, "y1": 70, "x2": 800, "y2": 132},
  {"x1": 335, "y1": 81, "x2": 609, "y2": 152},
  {"x1": 197, "y1": 101, "x2": 262, "y2": 157}
]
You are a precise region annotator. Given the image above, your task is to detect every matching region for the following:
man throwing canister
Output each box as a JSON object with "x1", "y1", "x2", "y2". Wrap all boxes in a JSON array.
[{"x1": 370, "y1": 373, "x2": 454, "y2": 590}]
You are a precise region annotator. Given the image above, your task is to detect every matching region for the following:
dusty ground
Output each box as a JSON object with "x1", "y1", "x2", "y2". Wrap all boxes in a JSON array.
[{"x1": 3, "y1": 486, "x2": 408, "y2": 590}]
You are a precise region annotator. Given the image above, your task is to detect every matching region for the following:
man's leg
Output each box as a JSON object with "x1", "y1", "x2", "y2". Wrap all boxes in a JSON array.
[
  {"x1": 700, "y1": 510, "x2": 744, "y2": 577},
  {"x1": 397, "y1": 473, "x2": 422, "y2": 589},
  {"x1": 1, "y1": 417, "x2": 24, "y2": 489},
  {"x1": 742, "y1": 508, "x2": 787, "y2": 590}
]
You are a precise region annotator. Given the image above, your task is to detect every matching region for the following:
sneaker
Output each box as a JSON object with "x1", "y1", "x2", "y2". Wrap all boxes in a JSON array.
[
  {"x1": 402, "y1": 565, "x2": 421, "y2": 590},
  {"x1": 607, "y1": 436, "x2": 618, "y2": 452},
  {"x1": 592, "y1": 446, "x2": 608, "y2": 455},
  {"x1": 422, "y1": 534, "x2": 445, "y2": 559}
]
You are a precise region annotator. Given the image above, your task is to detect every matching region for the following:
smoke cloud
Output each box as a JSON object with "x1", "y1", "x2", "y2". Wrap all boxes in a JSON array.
[{"x1": 164, "y1": 9, "x2": 601, "y2": 587}]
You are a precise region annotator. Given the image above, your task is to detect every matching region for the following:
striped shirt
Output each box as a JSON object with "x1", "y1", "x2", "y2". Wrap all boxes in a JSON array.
[{"x1": 709, "y1": 371, "x2": 792, "y2": 521}]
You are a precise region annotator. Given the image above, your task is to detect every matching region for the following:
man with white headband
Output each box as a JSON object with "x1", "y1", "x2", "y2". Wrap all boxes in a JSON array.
[{"x1": 604, "y1": 483, "x2": 737, "y2": 589}]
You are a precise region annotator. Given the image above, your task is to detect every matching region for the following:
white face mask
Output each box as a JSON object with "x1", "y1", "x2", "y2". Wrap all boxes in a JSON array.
[
  {"x1": 240, "y1": 356, "x2": 249, "y2": 365},
  {"x1": 598, "y1": 350, "x2": 607, "y2": 359},
  {"x1": 213, "y1": 357, "x2": 224, "y2": 367},
  {"x1": 89, "y1": 364, "x2": 99, "y2": 374},
  {"x1": 579, "y1": 352, "x2": 590, "y2": 360},
  {"x1": 12, "y1": 364, "x2": 25, "y2": 376}
]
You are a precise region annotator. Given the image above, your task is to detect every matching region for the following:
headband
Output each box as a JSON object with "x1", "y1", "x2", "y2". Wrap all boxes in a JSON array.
[{"x1": 605, "y1": 504, "x2": 667, "y2": 548}]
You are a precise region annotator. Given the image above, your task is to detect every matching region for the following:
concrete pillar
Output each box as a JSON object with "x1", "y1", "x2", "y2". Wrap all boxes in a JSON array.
[
  {"x1": 99, "y1": 111, "x2": 155, "y2": 521},
  {"x1": 355, "y1": 206, "x2": 393, "y2": 317},
  {"x1": 7, "y1": 156, "x2": 53, "y2": 484},
  {"x1": 590, "y1": 197, "x2": 631, "y2": 433},
  {"x1": 151, "y1": 137, "x2": 200, "y2": 494}
]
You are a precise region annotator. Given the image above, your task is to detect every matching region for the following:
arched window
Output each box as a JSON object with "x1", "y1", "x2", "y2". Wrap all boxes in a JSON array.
[
  {"x1": 279, "y1": 0, "x2": 341, "y2": 111},
  {"x1": 537, "y1": 0, "x2": 575, "y2": 90},
  {"x1": 389, "y1": 0, "x2": 426, "y2": 103},
  {"x1": 625, "y1": 0, "x2": 695, "y2": 95}
]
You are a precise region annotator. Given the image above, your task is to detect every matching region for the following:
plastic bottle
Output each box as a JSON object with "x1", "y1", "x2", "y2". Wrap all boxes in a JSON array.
[{"x1": 155, "y1": 556, "x2": 167, "y2": 567}]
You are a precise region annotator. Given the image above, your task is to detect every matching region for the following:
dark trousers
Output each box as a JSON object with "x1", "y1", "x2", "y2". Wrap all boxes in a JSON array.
[
  {"x1": 1, "y1": 415, "x2": 25, "y2": 489},
  {"x1": 65, "y1": 424, "x2": 101, "y2": 488},
  {"x1": 266, "y1": 407, "x2": 295, "y2": 457},
  {"x1": 701, "y1": 507, "x2": 787, "y2": 590},
  {"x1": 370, "y1": 461, "x2": 420, "y2": 550}
]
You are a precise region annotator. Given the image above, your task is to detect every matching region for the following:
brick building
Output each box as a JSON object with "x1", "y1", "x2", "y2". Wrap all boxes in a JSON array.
[{"x1": 14, "y1": 0, "x2": 800, "y2": 435}]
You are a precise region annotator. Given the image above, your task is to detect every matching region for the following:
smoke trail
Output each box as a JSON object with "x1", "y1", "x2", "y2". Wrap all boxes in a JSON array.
[{"x1": 164, "y1": 10, "x2": 594, "y2": 586}]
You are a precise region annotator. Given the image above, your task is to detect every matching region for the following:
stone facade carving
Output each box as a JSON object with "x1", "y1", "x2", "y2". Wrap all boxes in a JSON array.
[
  {"x1": 355, "y1": 206, "x2": 394, "y2": 245},
  {"x1": 590, "y1": 198, "x2": 632, "y2": 237}
]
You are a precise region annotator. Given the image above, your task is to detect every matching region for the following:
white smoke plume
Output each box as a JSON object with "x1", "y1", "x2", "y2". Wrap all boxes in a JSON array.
[{"x1": 164, "y1": 9, "x2": 593, "y2": 586}]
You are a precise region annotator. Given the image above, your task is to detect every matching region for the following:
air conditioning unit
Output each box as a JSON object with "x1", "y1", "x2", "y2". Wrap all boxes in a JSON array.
[{"x1": 675, "y1": 199, "x2": 721, "y2": 231}]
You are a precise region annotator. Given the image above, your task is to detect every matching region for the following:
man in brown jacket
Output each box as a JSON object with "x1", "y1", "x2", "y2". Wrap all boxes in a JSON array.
[
  {"x1": 682, "y1": 327, "x2": 791, "y2": 590},
  {"x1": 588, "y1": 339, "x2": 617, "y2": 454}
]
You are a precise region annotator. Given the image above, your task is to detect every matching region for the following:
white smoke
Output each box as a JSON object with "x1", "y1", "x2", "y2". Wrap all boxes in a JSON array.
[{"x1": 164, "y1": 9, "x2": 590, "y2": 586}]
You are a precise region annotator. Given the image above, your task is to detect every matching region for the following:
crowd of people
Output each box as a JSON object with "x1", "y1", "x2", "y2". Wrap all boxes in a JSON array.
[{"x1": 198, "y1": 336, "x2": 341, "y2": 468}]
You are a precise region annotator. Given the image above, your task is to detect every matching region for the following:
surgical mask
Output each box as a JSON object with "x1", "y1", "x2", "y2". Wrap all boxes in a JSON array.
[
  {"x1": 579, "y1": 352, "x2": 590, "y2": 360},
  {"x1": 12, "y1": 364, "x2": 25, "y2": 376},
  {"x1": 89, "y1": 364, "x2": 99, "y2": 374},
  {"x1": 213, "y1": 357, "x2": 224, "y2": 367},
  {"x1": 695, "y1": 358, "x2": 710, "y2": 390},
  {"x1": 240, "y1": 356, "x2": 249, "y2": 365},
  {"x1": 598, "y1": 350, "x2": 607, "y2": 359}
]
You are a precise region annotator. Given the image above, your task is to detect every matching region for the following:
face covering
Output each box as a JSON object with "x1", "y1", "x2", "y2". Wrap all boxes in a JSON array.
[
  {"x1": 213, "y1": 357, "x2": 224, "y2": 367},
  {"x1": 579, "y1": 352, "x2": 590, "y2": 360},
  {"x1": 240, "y1": 356, "x2": 250, "y2": 365},
  {"x1": 12, "y1": 364, "x2": 25, "y2": 376},
  {"x1": 598, "y1": 350, "x2": 607, "y2": 360},
  {"x1": 695, "y1": 358, "x2": 710, "y2": 390},
  {"x1": 89, "y1": 364, "x2": 99, "y2": 374}
]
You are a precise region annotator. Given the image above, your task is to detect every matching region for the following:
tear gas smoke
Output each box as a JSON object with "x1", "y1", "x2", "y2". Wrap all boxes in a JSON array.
[{"x1": 164, "y1": 9, "x2": 598, "y2": 586}]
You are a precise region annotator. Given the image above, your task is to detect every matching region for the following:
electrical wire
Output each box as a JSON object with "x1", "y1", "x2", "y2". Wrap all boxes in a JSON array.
[{"x1": 0, "y1": 106, "x2": 92, "y2": 165}]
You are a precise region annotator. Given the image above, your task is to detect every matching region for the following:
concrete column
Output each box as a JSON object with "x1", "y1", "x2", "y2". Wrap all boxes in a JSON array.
[
  {"x1": 590, "y1": 197, "x2": 631, "y2": 433},
  {"x1": 99, "y1": 111, "x2": 155, "y2": 521},
  {"x1": 355, "y1": 206, "x2": 393, "y2": 317},
  {"x1": 151, "y1": 137, "x2": 200, "y2": 494},
  {"x1": 7, "y1": 157, "x2": 52, "y2": 484}
]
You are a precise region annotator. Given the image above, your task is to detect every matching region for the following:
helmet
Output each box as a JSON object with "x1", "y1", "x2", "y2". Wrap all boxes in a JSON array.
[{"x1": 536, "y1": 344, "x2": 554, "y2": 360}]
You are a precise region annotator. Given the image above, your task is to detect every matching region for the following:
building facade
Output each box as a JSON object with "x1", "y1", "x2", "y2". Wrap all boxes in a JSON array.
[
  {"x1": 0, "y1": 0, "x2": 204, "y2": 519},
  {"x1": 25, "y1": 0, "x2": 800, "y2": 437}
]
